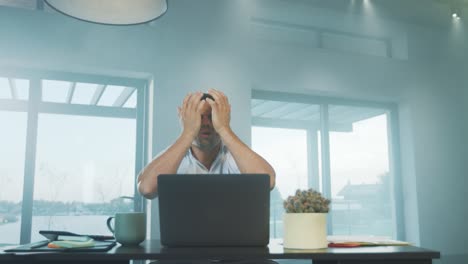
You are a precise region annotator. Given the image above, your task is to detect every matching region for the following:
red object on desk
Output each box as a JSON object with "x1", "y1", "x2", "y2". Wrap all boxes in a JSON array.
[
  {"x1": 328, "y1": 242, "x2": 369, "y2": 248},
  {"x1": 47, "y1": 243, "x2": 60, "y2": 249}
]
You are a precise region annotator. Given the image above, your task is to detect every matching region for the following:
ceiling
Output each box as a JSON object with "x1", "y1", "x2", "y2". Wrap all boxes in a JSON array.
[
  {"x1": 0, "y1": 0, "x2": 465, "y2": 29},
  {"x1": 366, "y1": 0, "x2": 467, "y2": 28},
  {"x1": 260, "y1": 0, "x2": 466, "y2": 29}
]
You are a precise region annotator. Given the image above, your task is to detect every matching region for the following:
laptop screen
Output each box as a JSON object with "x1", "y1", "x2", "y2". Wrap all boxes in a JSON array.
[{"x1": 158, "y1": 174, "x2": 270, "y2": 247}]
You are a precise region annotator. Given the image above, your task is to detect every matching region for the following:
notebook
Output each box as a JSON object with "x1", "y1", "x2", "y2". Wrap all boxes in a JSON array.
[
  {"x1": 4, "y1": 240, "x2": 116, "y2": 252},
  {"x1": 158, "y1": 174, "x2": 270, "y2": 247},
  {"x1": 4, "y1": 230, "x2": 116, "y2": 252}
]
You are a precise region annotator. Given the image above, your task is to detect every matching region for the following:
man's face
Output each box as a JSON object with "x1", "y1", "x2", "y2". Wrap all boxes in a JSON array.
[{"x1": 192, "y1": 103, "x2": 221, "y2": 151}]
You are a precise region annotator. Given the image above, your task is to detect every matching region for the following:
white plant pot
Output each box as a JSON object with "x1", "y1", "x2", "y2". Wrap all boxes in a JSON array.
[{"x1": 283, "y1": 213, "x2": 328, "y2": 249}]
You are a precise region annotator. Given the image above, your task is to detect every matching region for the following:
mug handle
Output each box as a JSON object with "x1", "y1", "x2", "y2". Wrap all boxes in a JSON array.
[{"x1": 106, "y1": 216, "x2": 115, "y2": 234}]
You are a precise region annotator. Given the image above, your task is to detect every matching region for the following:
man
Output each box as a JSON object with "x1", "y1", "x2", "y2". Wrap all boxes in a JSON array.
[{"x1": 138, "y1": 89, "x2": 276, "y2": 199}]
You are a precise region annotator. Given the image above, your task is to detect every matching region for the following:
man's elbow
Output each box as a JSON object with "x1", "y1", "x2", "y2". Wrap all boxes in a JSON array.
[
  {"x1": 268, "y1": 169, "x2": 276, "y2": 190},
  {"x1": 138, "y1": 181, "x2": 158, "y2": 199},
  {"x1": 270, "y1": 179, "x2": 275, "y2": 190}
]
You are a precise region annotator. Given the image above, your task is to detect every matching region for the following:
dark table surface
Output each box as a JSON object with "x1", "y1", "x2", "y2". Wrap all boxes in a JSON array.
[{"x1": 0, "y1": 239, "x2": 441, "y2": 264}]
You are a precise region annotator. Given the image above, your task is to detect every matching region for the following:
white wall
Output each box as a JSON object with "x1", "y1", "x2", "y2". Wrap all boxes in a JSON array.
[{"x1": 0, "y1": 1, "x2": 467, "y2": 263}]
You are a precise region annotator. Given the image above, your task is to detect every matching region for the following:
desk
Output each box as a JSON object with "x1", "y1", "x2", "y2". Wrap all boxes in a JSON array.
[{"x1": 0, "y1": 239, "x2": 440, "y2": 264}]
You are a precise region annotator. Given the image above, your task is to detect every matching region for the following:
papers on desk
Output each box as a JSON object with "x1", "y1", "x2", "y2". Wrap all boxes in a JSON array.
[
  {"x1": 3, "y1": 231, "x2": 116, "y2": 253},
  {"x1": 327, "y1": 235, "x2": 411, "y2": 248},
  {"x1": 48, "y1": 237, "x2": 95, "y2": 249},
  {"x1": 4, "y1": 240, "x2": 115, "y2": 252}
]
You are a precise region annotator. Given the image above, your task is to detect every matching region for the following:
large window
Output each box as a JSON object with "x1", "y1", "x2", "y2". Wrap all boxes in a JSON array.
[
  {"x1": 0, "y1": 77, "x2": 29, "y2": 244},
  {"x1": 0, "y1": 111, "x2": 27, "y2": 244},
  {"x1": 0, "y1": 72, "x2": 148, "y2": 244},
  {"x1": 328, "y1": 106, "x2": 393, "y2": 237},
  {"x1": 251, "y1": 91, "x2": 402, "y2": 239},
  {"x1": 252, "y1": 127, "x2": 309, "y2": 238}
]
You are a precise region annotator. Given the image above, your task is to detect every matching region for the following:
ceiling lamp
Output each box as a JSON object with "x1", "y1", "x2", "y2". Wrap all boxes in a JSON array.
[
  {"x1": 451, "y1": 3, "x2": 462, "y2": 19},
  {"x1": 44, "y1": 0, "x2": 168, "y2": 25}
]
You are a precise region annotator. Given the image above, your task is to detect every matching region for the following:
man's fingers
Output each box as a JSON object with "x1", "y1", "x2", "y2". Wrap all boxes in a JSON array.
[
  {"x1": 207, "y1": 89, "x2": 220, "y2": 101},
  {"x1": 197, "y1": 99, "x2": 207, "y2": 113},
  {"x1": 208, "y1": 89, "x2": 228, "y2": 105},
  {"x1": 189, "y1": 92, "x2": 203, "y2": 107},
  {"x1": 195, "y1": 92, "x2": 204, "y2": 101},
  {"x1": 182, "y1": 93, "x2": 192, "y2": 107},
  {"x1": 207, "y1": 98, "x2": 220, "y2": 117},
  {"x1": 180, "y1": 92, "x2": 204, "y2": 119},
  {"x1": 206, "y1": 97, "x2": 217, "y2": 110}
]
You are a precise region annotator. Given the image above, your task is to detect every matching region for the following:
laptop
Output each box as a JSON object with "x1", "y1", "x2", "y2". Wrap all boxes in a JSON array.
[{"x1": 158, "y1": 174, "x2": 270, "y2": 247}]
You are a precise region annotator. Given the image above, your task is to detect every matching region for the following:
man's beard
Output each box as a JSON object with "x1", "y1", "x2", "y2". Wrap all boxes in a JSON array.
[{"x1": 192, "y1": 134, "x2": 221, "y2": 151}]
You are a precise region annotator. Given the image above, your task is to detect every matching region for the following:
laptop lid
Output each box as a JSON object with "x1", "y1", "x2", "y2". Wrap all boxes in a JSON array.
[{"x1": 158, "y1": 174, "x2": 270, "y2": 247}]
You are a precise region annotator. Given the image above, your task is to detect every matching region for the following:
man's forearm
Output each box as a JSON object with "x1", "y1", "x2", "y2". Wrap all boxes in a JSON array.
[
  {"x1": 218, "y1": 128, "x2": 276, "y2": 188},
  {"x1": 137, "y1": 133, "x2": 193, "y2": 199}
]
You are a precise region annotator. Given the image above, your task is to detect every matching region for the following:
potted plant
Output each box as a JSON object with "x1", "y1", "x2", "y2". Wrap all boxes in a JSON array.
[{"x1": 283, "y1": 188, "x2": 331, "y2": 249}]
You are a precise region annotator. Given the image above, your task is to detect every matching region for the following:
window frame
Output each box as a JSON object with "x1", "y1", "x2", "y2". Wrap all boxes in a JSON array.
[
  {"x1": 252, "y1": 90, "x2": 404, "y2": 240},
  {"x1": 0, "y1": 68, "x2": 149, "y2": 244}
]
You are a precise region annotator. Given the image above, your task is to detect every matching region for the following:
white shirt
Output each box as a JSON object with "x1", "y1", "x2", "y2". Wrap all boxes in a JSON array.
[{"x1": 176, "y1": 144, "x2": 240, "y2": 174}]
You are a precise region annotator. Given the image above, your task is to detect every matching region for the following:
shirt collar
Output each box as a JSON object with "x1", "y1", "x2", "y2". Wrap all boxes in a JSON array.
[{"x1": 188, "y1": 143, "x2": 226, "y2": 171}]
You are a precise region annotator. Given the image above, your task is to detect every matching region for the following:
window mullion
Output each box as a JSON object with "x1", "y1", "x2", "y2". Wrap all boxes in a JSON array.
[
  {"x1": 134, "y1": 83, "x2": 147, "y2": 213},
  {"x1": 320, "y1": 104, "x2": 332, "y2": 235},
  {"x1": 307, "y1": 128, "x2": 320, "y2": 190},
  {"x1": 388, "y1": 108, "x2": 405, "y2": 240},
  {"x1": 19, "y1": 78, "x2": 41, "y2": 244}
]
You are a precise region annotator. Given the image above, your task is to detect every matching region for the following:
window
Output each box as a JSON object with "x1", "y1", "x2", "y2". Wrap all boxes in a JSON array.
[
  {"x1": 0, "y1": 77, "x2": 29, "y2": 244},
  {"x1": 0, "y1": 72, "x2": 148, "y2": 244},
  {"x1": 252, "y1": 127, "x2": 308, "y2": 238},
  {"x1": 328, "y1": 106, "x2": 393, "y2": 236},
  {"x1": 251, "y1": 91, "x2": 401, "y2": 239},
  {"x1": 0, "y1": 111, "x2": 27, "y2": 244},
  {"x1": 251, "y1": 97, "x2": 323, "y2": 238}
]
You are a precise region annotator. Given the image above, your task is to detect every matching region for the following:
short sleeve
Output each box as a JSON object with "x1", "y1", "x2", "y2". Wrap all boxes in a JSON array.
[{"x1": 151, "y1": 146, "x2": 191, "y2": 174}]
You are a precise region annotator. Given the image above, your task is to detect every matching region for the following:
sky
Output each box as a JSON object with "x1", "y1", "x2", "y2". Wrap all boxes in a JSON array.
[
  {"x1": 252, "y1": 113, "x2": 389, "y2": 200},
  {"x1": 0, "y1": 112, "x2": 136, "y2": 203}
]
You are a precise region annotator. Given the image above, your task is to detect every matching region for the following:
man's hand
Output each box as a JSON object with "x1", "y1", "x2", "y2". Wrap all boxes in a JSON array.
[
  {"x1": 206, "y1": 89, "x2": 232, "y2": 135},
  {"x1": 205, "y1": 89, "x2": 276, "y2": 189},
  {"x1": 178, "y1": 92, "x2": 206, "y2": 140}
]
